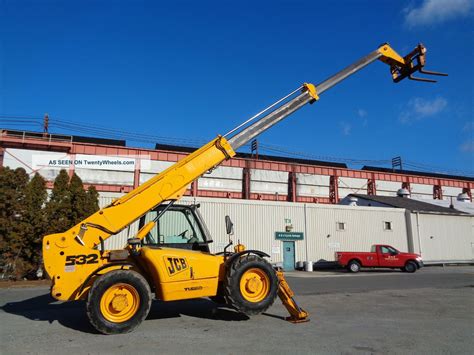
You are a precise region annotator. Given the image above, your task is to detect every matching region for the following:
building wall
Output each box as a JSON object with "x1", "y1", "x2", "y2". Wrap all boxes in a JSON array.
[
  {"x1": 304, "y1": 204, "x2": 408, "y2": 262},
  {"x1": 296, "y1": 174, "x2": 329, "y2": 198},
  {"x1": 98, "y1": 194, "x2": 410, "y2": 264},
  {"x1": 410, "y1": 212, "x2": 474, "y2": 263},
  {"x1": 3, "y1": 146, "x2": 472, "y2": 204},
  {"x1": 97, "y1": 193, "x2": 473, "y2": 264}
]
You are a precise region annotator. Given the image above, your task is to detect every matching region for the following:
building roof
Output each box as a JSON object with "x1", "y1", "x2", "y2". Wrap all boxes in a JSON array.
[
  {"x1": 362, "y1": 166, "x2": 474, "y2": 183},
  {"x1": 412, "y1": 197, "x2": 474, "y2": 215},
  {"x1": 349, "y1": 194, "x2": 468, "y2": 215},
  {"x1": 155, "y1": 143, "x2": 348, "y2": 168},
  {"x1": 3, "y1": 129, "x2": 126, "y2": 147}
]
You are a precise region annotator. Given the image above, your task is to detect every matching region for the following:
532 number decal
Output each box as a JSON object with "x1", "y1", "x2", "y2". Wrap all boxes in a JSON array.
[{"x1": 65, "y1": 254, "x2": 99, "y2": 266}]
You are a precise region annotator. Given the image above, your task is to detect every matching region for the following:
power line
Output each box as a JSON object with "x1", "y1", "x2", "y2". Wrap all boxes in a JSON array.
[{"x1": 51, "y1": 117, "x2": 208, "y2": 146}]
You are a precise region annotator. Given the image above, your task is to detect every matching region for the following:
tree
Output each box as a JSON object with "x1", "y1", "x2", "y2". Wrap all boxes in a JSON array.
[
  {"x1": 23, "y1": 173, "x2": 47, "y2": 270},
  {"x1": 45, "y1": 169, "x2": 72, "y2": 234},
  {"x1": 69, "y1": 173, "x2": 88, "y2": 225},
  {"x1": 69, "y1": 173, "x2": 100, "y2": 223},
  {"x1": 1, "y1": 168, "x2": 100, "y2": 279},
  {"x1": 0, "y1": 167, "x2": 30, "y2": 279},
  {"x1": 46, "y1": 170, "x2": 100, "y2": 228},
  {"x1": 84, "y1": 185, "x2": 100, "y2": 217}
]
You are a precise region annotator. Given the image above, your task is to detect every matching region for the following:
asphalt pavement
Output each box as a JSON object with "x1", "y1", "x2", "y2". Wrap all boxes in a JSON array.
[{"x1": 1, "y1": 266, "x2": 473, "y2": 355}]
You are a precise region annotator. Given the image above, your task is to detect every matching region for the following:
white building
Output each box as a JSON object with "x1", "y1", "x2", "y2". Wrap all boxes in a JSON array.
[
  {"x1": 100, "y1": 193, "x2": 473, "y2": 270},
  {"x1": 339, "y1": 194, "x2": 474, "y2": 265}
]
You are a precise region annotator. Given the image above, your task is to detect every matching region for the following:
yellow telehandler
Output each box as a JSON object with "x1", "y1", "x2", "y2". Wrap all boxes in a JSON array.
[{"x1": 42, "y1": 43, "x2": 445, "y2": 334}]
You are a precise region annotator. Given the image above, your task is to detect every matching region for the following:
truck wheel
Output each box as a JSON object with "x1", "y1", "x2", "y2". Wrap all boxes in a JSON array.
[
  {"x1": 224, "y1": 254, "x2": 278, "y2": 316},
  {"x1": 403, "y1": 261, "x2": 417, "y2": 273},
  {"x1": 348, "y1": 260, "x2": 361, "y2": 273},
  {"x1": 86, "y1": 270, "x2": 152, "y2": 334}
]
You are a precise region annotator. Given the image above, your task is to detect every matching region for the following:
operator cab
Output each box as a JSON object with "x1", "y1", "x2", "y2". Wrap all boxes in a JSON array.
[{"x1": 138, "y1": 204, "x2": 212, "y2": 252}]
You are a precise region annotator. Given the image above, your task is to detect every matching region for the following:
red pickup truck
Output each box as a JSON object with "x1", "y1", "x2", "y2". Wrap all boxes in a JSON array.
[{"x1": 335, "y1": 245, "x2": 423, "y2": 273}]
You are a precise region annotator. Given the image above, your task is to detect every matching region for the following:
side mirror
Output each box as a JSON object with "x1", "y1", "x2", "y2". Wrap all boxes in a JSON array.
[{"x1": 225, "y1": 215, "x2": 234, "y2": 235}]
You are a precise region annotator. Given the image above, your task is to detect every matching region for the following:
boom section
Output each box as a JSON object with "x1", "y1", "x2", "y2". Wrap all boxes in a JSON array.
[
  {"x1": 49, "y1": 136, "x2": 236, "y2": 249},
  {"x1": 227, "y1": 43, "x2": 446, "y2": 149}
]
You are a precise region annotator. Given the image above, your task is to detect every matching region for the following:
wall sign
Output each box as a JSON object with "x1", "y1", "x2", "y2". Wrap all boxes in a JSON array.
[{"x1": 275, "y1": 232, "x2": 304, "y2": 240}]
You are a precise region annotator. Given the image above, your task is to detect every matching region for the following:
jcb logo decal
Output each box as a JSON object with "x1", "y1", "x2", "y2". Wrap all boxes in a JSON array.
[{"x1": 165, "y1": 257, "x2": 188, "y2": 276}]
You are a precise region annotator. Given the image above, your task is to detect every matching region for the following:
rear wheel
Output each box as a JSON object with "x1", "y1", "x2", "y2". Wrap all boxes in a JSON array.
[
  {"x1": 348, "y1": 260, "x2": 361, "y2": 273},
  {"x1": 86, "y1": 270, "x2": 152, "y2": 334},
  {"x1": 403, "y1": 261, "x2": 417, "y2": 273},
  {"x1": 225, "y1": 255, "x2": 278, "y2": 315}
]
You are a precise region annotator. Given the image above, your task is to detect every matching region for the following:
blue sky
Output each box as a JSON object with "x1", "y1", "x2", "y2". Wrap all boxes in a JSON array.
[{"x1": 1, "y1": 0, "x2": 473, "y2": 175}]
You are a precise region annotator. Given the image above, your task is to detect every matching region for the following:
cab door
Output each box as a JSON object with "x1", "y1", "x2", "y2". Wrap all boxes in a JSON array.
[
  {"x1": 141, "y1": 206, "x2": 215, "y2": 283},
  {"x1": 139, "y1": 206, "x2": 221, "y2": 301},
  {"x1": 379, "y1": 245, "x2": 401, "y2": 268},
  {"x1": 141, "y1": 247, "x2": 221, "y2": 301}
]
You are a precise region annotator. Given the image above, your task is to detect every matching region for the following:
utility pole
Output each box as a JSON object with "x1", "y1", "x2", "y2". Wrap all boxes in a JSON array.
[
  {"x1": 392, "y1": 156, "x2": 402, "y2": 171},
  {"x1": 251, "y1": 139, "x2": 258, "y2": 160},
  {"x1": 43, "y1": 113, "x2": 49, "y2": 136}
]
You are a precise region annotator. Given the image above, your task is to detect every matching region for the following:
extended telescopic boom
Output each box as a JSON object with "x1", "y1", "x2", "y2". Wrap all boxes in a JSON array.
[{"x1": 43, "y1": 43, "x2": 446, "y2": 259}]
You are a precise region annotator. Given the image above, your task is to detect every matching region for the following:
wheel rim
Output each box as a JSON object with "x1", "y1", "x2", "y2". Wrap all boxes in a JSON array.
[
  {"x1": 100, "y1": 283, "x2": 140, "y2": 323},
  {"x1": 240, "y1": 268, "x2": 270, "y2": 303},
  {"x1": 351, "y1": 263, "x2": 359, "y2": 272}
]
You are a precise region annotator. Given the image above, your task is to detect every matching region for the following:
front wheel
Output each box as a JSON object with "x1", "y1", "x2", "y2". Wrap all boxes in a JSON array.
[
  {"x1": 403, "y1": 261, "x2": 417, "y2": 273},
  {"x1": 224, "y1": 255, "x2": 278, "y2": 315},
  {"x1": 86, "y1": 270, "x2": 152, "y2": 334}
]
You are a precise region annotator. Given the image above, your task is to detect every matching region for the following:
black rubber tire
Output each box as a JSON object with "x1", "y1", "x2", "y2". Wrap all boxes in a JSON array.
[
  {"x1": 86, "y1": 270, "x2": 152, "y2": 334},
  {"x1": 404, "y1": 261, "x2": 417, "y2": 273},
  {"x1": 348, "y1": 260, "x2": 361, "y2": 273},
  {"x1": 224, "y1": 254, "x2": 278, "y2": 316}
]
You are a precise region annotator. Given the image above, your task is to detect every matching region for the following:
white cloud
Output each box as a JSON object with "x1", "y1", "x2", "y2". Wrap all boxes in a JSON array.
[
  {"x1": 412, "y1": 97, "x2": 447, "y2": 116},
  {"x1": 339, "y1": 121, "x2": 352, "y2": 136},
  {"x1": 357, "y1": 109, "x2": 367, "y2": 118},
  {"x1": 399, "y1": 96, "x2": 447, "y2": 123},
  {"x1": 404, "y1": 0, "x2": 472, "y2": 28},
  {"x1": 356, "y1": 109, "x2": 368, "y2": 126},
  {"x1": 463, "y1": 121, "x2": 474, "y2": 131},
  {"x1": 460, "y1": 140, "x2": 474, "y2": 152}
]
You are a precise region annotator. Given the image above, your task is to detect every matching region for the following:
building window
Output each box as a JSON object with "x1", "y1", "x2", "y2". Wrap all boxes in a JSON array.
[
  {"x1": 383, "y1": 221, "x2": 393, "y2": 231},
  {"x1": 336, "y1": 222, "x2": 346, "y2": 231}
]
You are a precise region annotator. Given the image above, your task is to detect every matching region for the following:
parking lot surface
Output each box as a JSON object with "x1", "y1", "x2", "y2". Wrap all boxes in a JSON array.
[{"x1": 1, "y1": 266, "x2": 473, "y2": 354}]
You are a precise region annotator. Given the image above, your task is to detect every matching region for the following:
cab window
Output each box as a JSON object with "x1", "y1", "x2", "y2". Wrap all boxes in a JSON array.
[
  {"x1": 143, "y1": 208, "x2": 205, "y2": 245},
  {"x1": 387, "y1": 246, "x2": 398, "y2": 254},
  {"x1": 380, "y1": 246, "x2": 397, "y2": 254}
]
